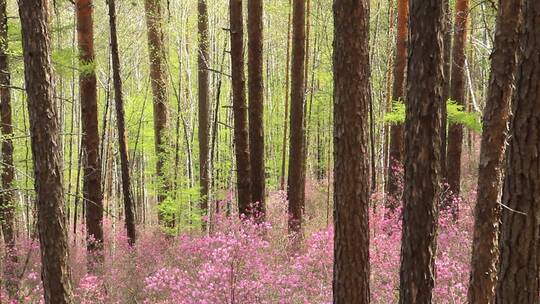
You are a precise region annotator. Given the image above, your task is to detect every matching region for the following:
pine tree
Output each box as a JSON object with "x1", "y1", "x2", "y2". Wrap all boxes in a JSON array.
[
  {"x1": 446, "y1": 0, "x2": 470, "y2": 196},
  {"x1": 333, "y1": 0, "x2": 371, "y2": 302},
  {"x1": 398, "y1": 0, "x2": 444, "y2": 302},
  {"x1": 248, "y1": 0, "x2": 266, "y2": 216},
  {"x1": 0, "y1": 0, "x2": 16, "y2": 295},
  {"x1": 198, "y1": 0, "x2": 210, "y2": 225},
  {"x1": 287, "y1": 0, "x2": 306, "y2": 235},
  {"x1": 467, "y1": 0, "x2": 522, "y2": 302},
  {"x1": 144, "y1": 0, "x2": 171, "y2": 224},
  {"x1": 75, "y1": 0, "x2": 104, "y2": 268},
  {"x1": 229, "y1": 0, "x2": 252, "y2": 216},
  {"x1": 18, "y1": 0, "x2": 74, "y2": 302},
  {"x1": 496, "y1": 0, "x2": 540, "y2": 301},
  {"x1": 386, "y1": 0, "x2": 409, "y2": 204},
  {"x1": 108, "y1": 0, "x2": 137, "y2": 246},
  {"x1": 440, "y1": 0, "x2": 452, "y2": 176}
]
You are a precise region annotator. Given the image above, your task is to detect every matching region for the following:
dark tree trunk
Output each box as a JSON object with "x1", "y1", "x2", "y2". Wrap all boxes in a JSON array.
[
  {"x1": 108, "y1": 0, "x2": 136, "y2": 246},
  {"x1": 198, "y1": 0, "x2": 210, "y2": 224},
  {"x1": 386, "y1": 0, "x2": 409, "y2": 204},
  {"x1": 229, "y1": 0, "x2": 252, "y2": 216},
  {"x1": 248, "y1": 0, "x2": 266, "y2": 216},
  {"x1": 332, "y1": 0, "x2": 371, "y2": 302},
  {"x1": 0, "y1": 0, "x2": 16, "y2": 295},
  {"x1": 18, "y1": 1, "x2": 74, "y2": 302},
  {"x1": 398, "y1": 0, "x2": 444, "y2": 302},
  {"x1": 440, "y1": 0, "x2": 452, "y2": 177},
  {"x1": 467, "y1": 0, "x2": 522, "y2": 302},
  {"x1": 144, "y1": 0, "x2": 170, "y2": 222},
  {"x1": 446, "y1": 0, "x2": 469, "y2": 196},
  {"x1": 76, "y1": 0, "x2": 104, "y2": 269},
  {"x1": 280, "y1": 0, "x2": 292, "y2": 191},
  {"x1": 287, "y1": 0, "x2": 306, "y2": 235},
  {"x1": 496, "y1": 0, "x2": 540, "y2": 302}
]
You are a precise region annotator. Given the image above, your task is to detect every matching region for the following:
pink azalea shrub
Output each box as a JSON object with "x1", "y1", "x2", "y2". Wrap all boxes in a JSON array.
[{"x1": 1, "y1": 178, "x2": 475, "y2": 303}]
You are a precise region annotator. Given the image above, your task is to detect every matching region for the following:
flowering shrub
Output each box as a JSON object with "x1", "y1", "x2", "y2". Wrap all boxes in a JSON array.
[{"x1": 0, "y1": 179, "x2": 475, "y2": 303}]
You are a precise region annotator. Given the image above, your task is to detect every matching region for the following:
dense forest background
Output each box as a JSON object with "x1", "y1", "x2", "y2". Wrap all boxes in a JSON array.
[
  {"x1": 2, "y1": 0, "x2": 494, "y2": 230},
  {"x1": 6, "y1": 0, "x2": 537, "y2": 303}
]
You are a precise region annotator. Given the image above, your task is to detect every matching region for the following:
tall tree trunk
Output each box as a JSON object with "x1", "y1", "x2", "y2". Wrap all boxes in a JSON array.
[
  {"x1": 229, "y1": 0, "x2": 252, "y2": 216},
  {"x1": 18, "y1": 1, "x2": 74, "y2": 302},
  {"x1": 446, "y1": 0, "x2": 469, "y2": 196},
  {"x1": 108, "y1": 0, "x2": 136, "y2": 246},
  {"x1": 398, "y1": 0, "x2": 444, "y2": 302},
  {"x1": 144, "y1": 0, "x2": 170, "y2": 223},
  {"x1": 386, "y1": 0, "x2": 409, "y2": 204},
  {"x1": 440, "y1": 0, "x2": 452, "y2": 177},
  {"x1": 198, "y1": 0, "x2": 210, "y2": 225},
  {"x1": 467, "y1": 0, "x2": 522, "y2": 302},
  {"x1": 0, "y1": 0, "x2": 16, "y2": 295},
  {"x1": 75, "y1": 0, "x2": 104, "y2": 269},
  {"x1": 248, "y1": 0, "x2": 265, "y2": 215},
  {"x1": 280, "y1": 0, "x2": 292, "y2": 191},
  {"x1": 332, "y1": 0, "x2": 371, "y2": 302},
  {"x1": 382, "y1": 0, "x2": 395, "y2": 196},
  {"x1": 287, "y1": 0, "x2": 306, "y2": 235},
  {"x1": 496, "y1": 0, "x2": 540, "y2": 302}
]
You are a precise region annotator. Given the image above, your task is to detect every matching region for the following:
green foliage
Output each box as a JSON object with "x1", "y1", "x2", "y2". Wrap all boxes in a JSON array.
[
  {"x1": 79, "y1": 60, "x2": 96, "y2": 77},
  {"x1": 446, "y1": 100, "x2": 483, "y2": 133},
  {"x1": 157, "y1": 185, "x2": 203, "y2": 235},
  {"x1": 384, "y1": 100, "x2": 482, "y2": 133},
  {"x1": 52, "y1": 47, "x2": 77, "y2": 77},
  {"x1": 384, "y1": 99, "x2": 406, "y2": 125}
]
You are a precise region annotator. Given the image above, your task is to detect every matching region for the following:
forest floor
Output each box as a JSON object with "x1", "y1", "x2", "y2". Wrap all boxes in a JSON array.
[{"x1": 1, "y1": 154, "x2": 479, "y2": 304}]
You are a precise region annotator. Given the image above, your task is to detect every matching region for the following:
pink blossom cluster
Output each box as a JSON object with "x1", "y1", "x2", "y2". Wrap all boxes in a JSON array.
[{"x1": 0, "y1": 179, "x2": 475, "y2": 303}]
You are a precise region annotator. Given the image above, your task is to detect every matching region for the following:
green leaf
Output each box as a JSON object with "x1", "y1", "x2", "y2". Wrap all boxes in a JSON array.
[{"x1": 383, "y1": 100, "x2": 482, "y2": 133}]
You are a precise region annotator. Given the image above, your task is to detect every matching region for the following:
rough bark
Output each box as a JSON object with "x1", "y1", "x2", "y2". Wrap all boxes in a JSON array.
[
  {"x1": 398, "y1": 0, "x2": 444, "y2": 302},
  {"x1": 198, "y1": 0, "x2": 210, "y2": 223},
  {"x1": 332, "y1": 0, "x2": 371, "y2": 302},
  {"x1": 0, "y1": 0, "x2": 16, "y2": 295},
  {"x1": 386, "y1": 0, "x2": 409, "y2": 204},
  {"x1": 467, "y1": 1, "x2": 522, "y2": 302},
  {"x1": 144, "y1": 0, "x2": 170, "y2": 219},
  {"x1": 108, "y1": 0, "x2": 136, "y2": 246},
  {"x1": 75, "y1": 0, "x2": 104, "y2": 268},
  {"x1": 248, "y1": 0, "x2": 266, "y2": 215},
  {"x1": 496, "y1": 0, "x2": 539, "y2": 302},
  {"x1": 18, "y1": 1, "x2": 74, "y2": 302},
  {"x1": 287, "y1": 0, "x2": 306, "y2": 235},
  {"x1": 229, "y1": 0, "x2": 252, "y2": 216},
  {"x1": 446, "y1": 0, "x2": 469, "y2": 196}
]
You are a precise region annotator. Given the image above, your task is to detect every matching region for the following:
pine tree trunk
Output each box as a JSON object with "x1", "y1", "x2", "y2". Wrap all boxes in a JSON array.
[
  {"x1": 198, "y1": 0, "x2": 210, "y2": 224},
  {"x1": 108, "y1": 0, "x2": 136, "y2": 246},
  {"x1": 280, "y1": 0, "x2": 292, "y2": 191},
  {"x1": 248, "y1": 0, "x2": 266, "y2": 215},
  {"x1": 446, "y1": 0, "x2": 469, "y2": 197},
  {"x1": 229, "y1": 0, "x2": 252, "y2": 217},
  {"x1": 440, "y1": 0, "x2": 452, "y2": 177},
  {"x1": 496, "y1": 0, "x2": 540, "y2": 302},
  {"x1": 75, "y1": 0, "x2": 104, "y2": 269},
  {"x1": 386, "y1": 0, "x2": 409, "y2": 204},
  {"x1": 332, "y1": 0, "x2": 371, "y2": 302},
  {"x1": 398, "y1": 0, "x2": 444, "y2": 302},
  {"x1": 144, "y1": 0, "x2": 170, "y2": 221},
  {"x1": 18, "y1": 1, "x2": 74, "y2": 302},
  {"x1": 287, "y1": 0, "x2": 306, "y2": 235},
  {"x1": 0, "y1": 0, "x2": 16, "y2": 295},
  {"x1": 467, "y1": 0, "x2": 522, "y2": 302}
]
